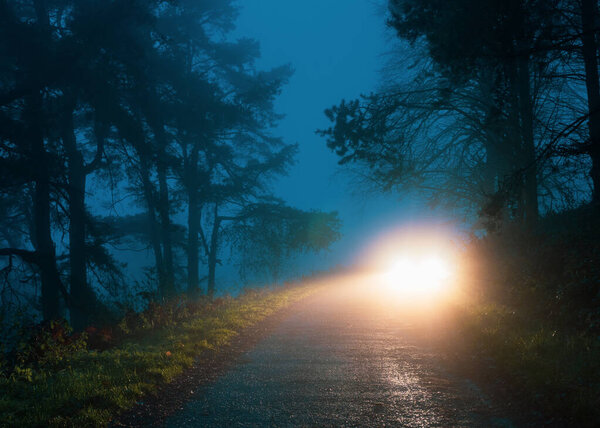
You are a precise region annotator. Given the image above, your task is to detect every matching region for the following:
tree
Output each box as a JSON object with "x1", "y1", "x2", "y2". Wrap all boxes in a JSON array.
[
  {"x1": 390, "y1": 0, "x2": 570, "y2": 226},
  {"x1": 321, "y1": 0, "x2": 590, "y2": 231},
  {"x1": 232, "y1": 204, "x2": 341, "y2": 284},
  {"x1": 150, "y1": 0, "x2": 297, "y2": 296},
  {"x1": 0, "y1": 0, "x2": 338, "y2": 329},
  {"x1": 578, "y1": 0, "x2": 600, "y2": 203},
  {"x1": 0, "y1": 0, "x2": 67, "y2": 320},
  {"x1": 198, "y1": 142, "x2": 298, "y2": 296}
]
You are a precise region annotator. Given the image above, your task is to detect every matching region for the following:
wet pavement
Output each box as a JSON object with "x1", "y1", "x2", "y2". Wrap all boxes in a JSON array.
[{"x1": 165, "y1": 278, "x2": 514, "y2": 427}]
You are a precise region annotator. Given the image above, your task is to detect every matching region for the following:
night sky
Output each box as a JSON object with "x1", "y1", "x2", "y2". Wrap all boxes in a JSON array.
[{"x1": 233, "y1": 0, "x2": 440, "y2": 272}]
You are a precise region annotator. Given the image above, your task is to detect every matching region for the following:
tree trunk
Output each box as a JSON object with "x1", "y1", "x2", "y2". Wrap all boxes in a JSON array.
[
  {"x1": 30, "y1": 0, "x2": 61, "y2": 322},
  {"x1": 33, "y1": 188, "x2": 62, "y2": 321},
  {"x1": 207, "y1": 204, "x2": 220, "y2": 298},
  {"x1": 141, "y1": 90, "x2": 175, "y2": 298},
  {"x1": 186, "y1": 147, "x2": 201, "y2": 296},
  {"x1": 156, "y1": 144, "x2": 175, "y2": 297},
  {"x1": 139, "y1": 156, "x2": 166, "y2": 295},
  {"x1": 505, "y1": 60, "x2": 526, "y2": 223},
  {"x1": 28, "y1": 94, "x2": 61, "y2": 321},
  {"x1": 187, "y1": 198, "x2": 200, "y2": 295},
  {"x1": 516, "y1": 53, "x2": 538, "y2": 228},
  {"x1": 139, "y1": 92, "x2": 174, "y2": 297},
  {"x1": 62, "y1": 99, "x2": 97, "y2": 329},
  {"x1": 581, "y1": 0, "x2": 600, "y2": 204}
]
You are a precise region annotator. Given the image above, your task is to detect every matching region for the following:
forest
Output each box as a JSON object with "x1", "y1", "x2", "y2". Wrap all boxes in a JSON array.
[
  {"x1": 0, "y1": 0, "x2": 340, "y2": 332},
  {"x1": 2, "y1": 0, "x2": 600, "y2": 426}
]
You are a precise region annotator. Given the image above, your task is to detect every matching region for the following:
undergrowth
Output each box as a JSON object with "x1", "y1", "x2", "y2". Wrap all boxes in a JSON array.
[
  {"x1": 451, "y1": 303, "x2": 600, "y2": 426},
  {"x1": 447, "y1": 205, "x2": 600, "y2": 426},
  {"x1": 0, "y1": 285, "x2": 316, "y2": 427}
]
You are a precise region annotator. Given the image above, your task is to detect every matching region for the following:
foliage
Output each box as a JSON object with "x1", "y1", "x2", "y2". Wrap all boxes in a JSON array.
[
  {"x1": 445, "y1": 205, "x2": 600, "y2": 425},
  {"x1": 0, "y1": 0, "x2": 315, "y2": 328},
  {"x1": 9, "y1": 320, "x2": 88, "y2": 372},
  {"x1": 0, "y1": 284, "x2": 317, "y2": 427},
  {"x1": 232, "y1": 203, "x2": 342, "y2": 283},
  {"x1": 464, "y1": 205, "x2": 600, "y2": 330},
  {"x1": 451, "y1": 303, "x2": 600, "y2": 426},
  {"x1": 321, "y1": 0, "x2": 596, "y2": 228}
]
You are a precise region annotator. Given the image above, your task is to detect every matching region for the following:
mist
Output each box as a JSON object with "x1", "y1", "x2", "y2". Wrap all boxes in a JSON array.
[{"x1": 2, "y1": 1, "x2": 600, "y2": 426}]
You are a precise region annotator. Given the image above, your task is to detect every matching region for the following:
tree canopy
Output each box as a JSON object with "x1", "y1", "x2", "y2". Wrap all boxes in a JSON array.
[
  {"x1": 320, "y1": 0, "x2": 598, "y2": 231},
  {"x1": 0, "y1": 0, "x2": 340, "y2": 328}
]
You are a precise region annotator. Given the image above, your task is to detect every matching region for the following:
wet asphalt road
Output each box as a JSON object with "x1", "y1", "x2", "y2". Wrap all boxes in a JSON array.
[{"x1": 165, "y1": 278, "x2": 514, "y2": 427}]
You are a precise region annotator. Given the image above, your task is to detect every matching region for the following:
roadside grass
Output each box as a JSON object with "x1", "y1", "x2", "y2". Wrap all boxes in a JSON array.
[
  {"x1": 0, "y1": 285, "x2": 316, "y2": 427},
  {"x1": 448, "y1": 302, "x2": 600, "y2": 426},
  {"x1": 438, "y1": 208, "x2": 600, "y2": 426}
]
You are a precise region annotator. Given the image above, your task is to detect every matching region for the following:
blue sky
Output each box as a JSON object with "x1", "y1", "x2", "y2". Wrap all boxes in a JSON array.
[
  {"x1": 233, "y1": 1, "x2": 432, "y2": 269},
  {"x1": 235, "y1": 1, "x2": 387, "y2": 210}
]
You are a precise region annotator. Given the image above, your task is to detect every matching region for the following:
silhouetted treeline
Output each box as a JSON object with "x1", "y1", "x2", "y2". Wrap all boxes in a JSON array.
[
  {"x1": 0, "y1": 0, "x2": 340, "y2": 329},
  {"x1": 321, "y1": 0, "x2": 600, "y2": 229}
]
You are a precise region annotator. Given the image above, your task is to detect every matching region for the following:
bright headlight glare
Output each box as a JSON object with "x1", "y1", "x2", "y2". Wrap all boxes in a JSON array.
[{"x1": 381, "y1": 254, "x2": 453, "y2": 298}]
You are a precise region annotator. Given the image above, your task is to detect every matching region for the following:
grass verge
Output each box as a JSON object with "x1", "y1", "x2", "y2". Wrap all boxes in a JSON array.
[
  {"x1": 444, "y1": 302, "x2": 600, "y2": 426},
  {"x1": 0, "y1": 285, "x2": 316, "y2": 427}
]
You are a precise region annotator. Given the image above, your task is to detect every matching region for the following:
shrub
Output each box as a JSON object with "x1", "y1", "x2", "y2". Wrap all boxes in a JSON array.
[{"x1": 9, "y1": 319, "x2": 88, "y2": 372}]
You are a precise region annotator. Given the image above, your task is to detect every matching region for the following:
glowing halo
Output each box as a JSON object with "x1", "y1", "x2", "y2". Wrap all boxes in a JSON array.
[{"x1": 382, "y1": 254, "x2": 452, "y2": 298}]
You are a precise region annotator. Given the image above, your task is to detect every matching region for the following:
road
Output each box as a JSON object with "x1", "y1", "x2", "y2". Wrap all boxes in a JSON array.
[{"x1": 165, "y1": 277, "x2": 514, "y2": 427}]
